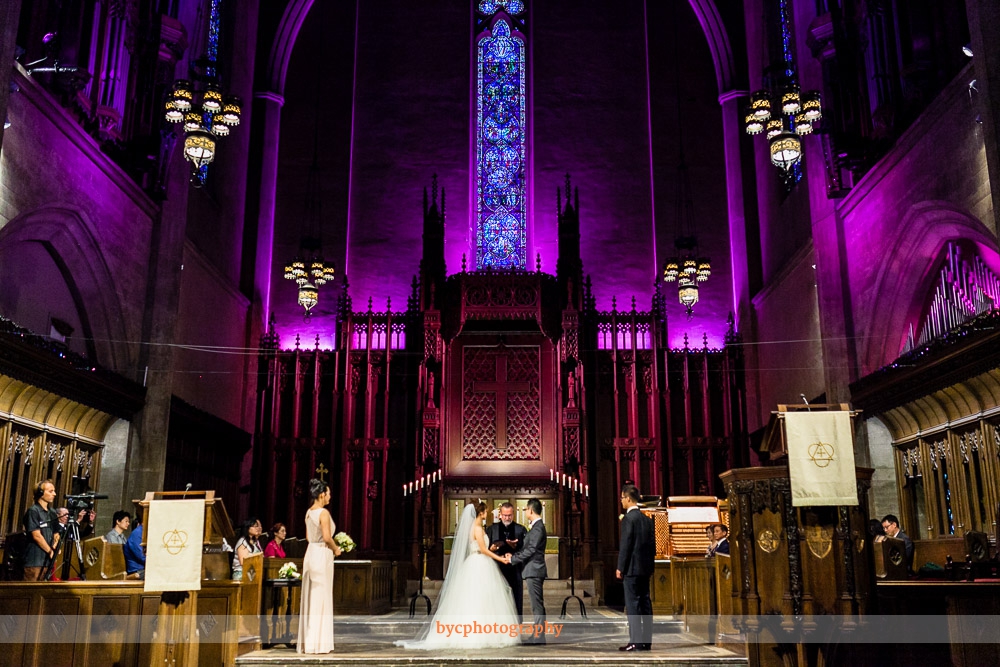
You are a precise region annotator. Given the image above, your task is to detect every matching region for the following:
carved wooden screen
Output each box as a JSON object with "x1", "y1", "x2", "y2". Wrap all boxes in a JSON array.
[
  {"x1": 1, "y1": 425, "x2": 39, "y2": 536},
  {"x1": 446, "y1": 335, "x2": 556, "y2": 478},
  {"x1": 896, "y1": 421, "x2": 1000, "y2": 540},
  {"x1": 462, "y1": 345, "x2": 540, "y2": 460},
  {"x1": 0, "y1": 421, "x2": 102, "y2": 537}
]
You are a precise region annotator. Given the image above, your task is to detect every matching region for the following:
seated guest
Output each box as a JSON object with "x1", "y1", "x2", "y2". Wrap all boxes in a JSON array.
[
  {"x1": 704, "y1": 525, "x2": 717, "y2": 556},
  {"x1": 124, "y1": 516, "x2": 146, "y2": 579},
  {"x1": 263, "y1": 523, "x2": 287, "y2": 558},
  {"x1": 23, "y1": 479, "x2": 60, "y2": 581},
  {"x1": 233, "y1": 517, "x2": 263, "y2": 579},
  {"x1": 55, "y1": 507, "x2": 70, "y2": 533},
  {"x1": 104, "y1": 510, "x2": 131, "y2": 545},
  {"x1": 877, "y1": 514, "x2": 914, "y2": 571},
  {"x1": 76, "y1": 508, "x2": 96, "y2": 539},
  {"x1": 709, "y1": 524, "x2": 730, "y2": 555}
]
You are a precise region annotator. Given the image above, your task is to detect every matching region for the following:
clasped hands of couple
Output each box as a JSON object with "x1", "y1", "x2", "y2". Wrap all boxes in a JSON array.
[{"x1": 490, "y1": 538, "x2": 519, "y2": 564}]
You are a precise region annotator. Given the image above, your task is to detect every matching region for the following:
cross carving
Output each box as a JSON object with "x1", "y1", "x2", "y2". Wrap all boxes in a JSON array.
[
  {"x1": 472, "y1": 354, "x2": 530, "y2": 450},
  {"x1": 315, "y1": 463, "x2": 329, "y2": 482}
]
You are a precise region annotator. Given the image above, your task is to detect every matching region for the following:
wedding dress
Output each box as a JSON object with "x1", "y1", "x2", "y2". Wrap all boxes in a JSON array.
[{"x1": 396, "y1": 504, "x2": 521, "y2": 649}]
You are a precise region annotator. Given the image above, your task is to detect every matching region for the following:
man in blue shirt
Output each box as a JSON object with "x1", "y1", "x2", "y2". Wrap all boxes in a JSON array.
[{"x1": 124, "y1": 516, "x2": 145, "y2": 579}]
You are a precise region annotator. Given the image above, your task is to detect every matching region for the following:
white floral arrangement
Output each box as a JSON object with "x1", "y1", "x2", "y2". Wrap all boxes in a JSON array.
[
  {"x1": 334, "y1": 532, "x2": 356, "y2": 553},
  {"x1": 278, "y1": 562, "x2": 300, "y2": 579}
]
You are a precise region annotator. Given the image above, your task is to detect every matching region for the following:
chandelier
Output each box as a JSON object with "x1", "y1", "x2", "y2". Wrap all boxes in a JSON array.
[
  {"x1": 663, "y1": 236, "x2": 711, "y2": 317},
  {"x1": 744, "y1": 85, "x2": 822, "y2": 172},
  {"x1": 662, "y1": 13, "x2": 710, "y2": 320},
  {"x1": 284, "y1": 255, "x2": 335, "y2": 315},
  {"x1": 164, "y1": 0, "x2": 241, "y2": 180}
]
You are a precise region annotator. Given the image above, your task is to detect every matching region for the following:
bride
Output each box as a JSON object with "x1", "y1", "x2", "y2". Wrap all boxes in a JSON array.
[{"x1": 397, "y1": 502, "x2": 521, "y2": 649}]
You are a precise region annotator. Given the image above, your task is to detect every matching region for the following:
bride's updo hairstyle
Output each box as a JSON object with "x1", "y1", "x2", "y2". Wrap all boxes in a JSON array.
[
  {"x1": 474, "y1": 501, "x2": 487, "y2": 516},
  {"x1": 309, "y1": 478, "x2": 328, "y2": 500}
]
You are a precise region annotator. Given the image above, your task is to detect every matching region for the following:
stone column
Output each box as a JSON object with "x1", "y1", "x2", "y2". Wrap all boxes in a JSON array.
[
  {"x1": 124, "y1": 137, "x2": 191, "y2": 502},
  {"x1": 719, "y1": 91, "x2": 752, "y2": 331},
  {"x1": 0, "y1": 0, "x2": 22, "y2": 154}
]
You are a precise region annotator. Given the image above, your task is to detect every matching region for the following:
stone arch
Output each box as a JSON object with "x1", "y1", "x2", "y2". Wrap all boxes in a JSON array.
[
  {"x1": 0, "y1": 206, "x2": 132, "y2": 371},
  {"x1": 863, "y1": 202, "x2": 1000, "y2": 374},
  {"x1": 266, "y1": 0, "x2": 736, "y2": 97}
]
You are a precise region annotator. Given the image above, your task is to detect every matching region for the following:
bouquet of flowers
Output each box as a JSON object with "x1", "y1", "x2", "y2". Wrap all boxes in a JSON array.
[
  {"x1": 334, "y1": 532, "x2": 356, "y2": 553},
  {"x1": 277, "y1": 562, "x2": 300, "y2": 579}
]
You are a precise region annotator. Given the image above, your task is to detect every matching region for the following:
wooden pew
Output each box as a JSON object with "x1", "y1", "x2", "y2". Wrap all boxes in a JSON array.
[
  {"x1": 0, "y1": 579, "x2": 242, "y2": 667},
  {"x1": 713, "y1": 553, "x2": 740, "y2": 645},
  {"x1": 912, "y1": 536, "x2": 967, "y2": 573},
  {"x1": 68, "y1": 537, "x2": 127, "y2": 580},
  {"x1": 875, "y1": 537, "x2": 909, "y2": 580},
  {"x1": 237, "y1": 552, "x2": 264, "y2": 655},
  {"x1": 670, "y1": 556, "x2": 716, "y2": 641}
]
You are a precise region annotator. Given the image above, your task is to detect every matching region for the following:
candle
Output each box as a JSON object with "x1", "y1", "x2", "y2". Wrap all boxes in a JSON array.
[
  {"x1": 454, "y1": 501, "x2": 460, "y2": 529},
  {"x1": 409, "y1": 482, "x2": 414, "y2": 494},
  {"x1": 550, "y1": 468, "x2": 554, "y2": 481},
  {"x1": 585, "y1": 484, "x2": 589, "y2": 497},
  {"x1": 574, "y1": 479, "x2": 578, "y2": 492},
  {"x1": 403, "y1": 484, "x2": 407, "y2": 497},
  {"x1": 432, "y1": 471, "x2": 437, "y2": 483},
  {"x1": 439, "y1": 468, "x2": 443, "y2": 481}
]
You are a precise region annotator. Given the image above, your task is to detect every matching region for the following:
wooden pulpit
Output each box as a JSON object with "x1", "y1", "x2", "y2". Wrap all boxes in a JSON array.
[
  {"x1": 719, "y1": 465, "x2": 875, "y2": 667},
  {"x1": 136, "y1": 490, "x2": 235, "y2": 667}
]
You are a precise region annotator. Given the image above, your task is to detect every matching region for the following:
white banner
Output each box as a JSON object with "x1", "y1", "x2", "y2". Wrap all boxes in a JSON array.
[
  {"x1": 785, "y1": 411, "x2": 858, "y2": 507},
  {"x1": 145, "y1": 499, "x2": 204, "y2": 592}
]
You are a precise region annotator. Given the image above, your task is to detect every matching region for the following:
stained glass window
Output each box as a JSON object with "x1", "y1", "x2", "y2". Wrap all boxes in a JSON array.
[
  {"x1": 476, "y1": 8, "x2": 527, "y2": 269},
  {"x1": 478, "y1": 0, "x2": 524, "y2": 14},
  {"x1": 196, "y1": 0, "x2": 223, "y2": 186}
]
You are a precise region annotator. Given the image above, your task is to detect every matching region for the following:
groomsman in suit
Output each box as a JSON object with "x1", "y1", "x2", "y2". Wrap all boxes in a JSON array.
[
  {"x1": 507, "y1": 498, "x2": 547, "y2": 644},
  {"x1": 617, "y1": 484, "x2": 655, "y2": 651},
  {"x1": 709, "y1": 524, "x2": 730, "y2": 556},
  {"x1": 487, "y1": 502, "x2": 528, "y2": 619}
]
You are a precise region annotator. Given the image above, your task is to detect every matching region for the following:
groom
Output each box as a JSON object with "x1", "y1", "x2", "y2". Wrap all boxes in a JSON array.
[
  {"x1": 487, "y1": 502, "x2": 527, "y2": 619},
  {"x1": 506, "y1": 498, "x2": 547, "y2": 644}
]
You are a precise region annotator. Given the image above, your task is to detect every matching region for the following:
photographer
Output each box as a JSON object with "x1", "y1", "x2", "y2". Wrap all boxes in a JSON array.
[{"x1": 23, "y1": 479, "x2": 60, "y2": 581}]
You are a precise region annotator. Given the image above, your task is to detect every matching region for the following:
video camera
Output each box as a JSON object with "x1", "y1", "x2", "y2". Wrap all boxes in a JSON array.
[{"x1": 65, "y1": 491, "x2": 108, "y2": 511}]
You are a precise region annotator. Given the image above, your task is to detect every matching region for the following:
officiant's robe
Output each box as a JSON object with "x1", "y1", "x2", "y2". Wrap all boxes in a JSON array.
[{"x1": 486, "y1": 521, "x2": 527, "y2": 617}]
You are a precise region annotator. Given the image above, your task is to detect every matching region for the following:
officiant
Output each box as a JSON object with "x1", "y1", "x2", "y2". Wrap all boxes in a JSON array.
[{"x1": 487, "y1": 502, "x2": 527, "y2": 620}]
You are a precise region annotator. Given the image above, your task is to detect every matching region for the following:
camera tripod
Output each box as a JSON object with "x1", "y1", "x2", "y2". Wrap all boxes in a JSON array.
[{"x1": 45, "y1": 512, "x2": 89, "y2": 581}]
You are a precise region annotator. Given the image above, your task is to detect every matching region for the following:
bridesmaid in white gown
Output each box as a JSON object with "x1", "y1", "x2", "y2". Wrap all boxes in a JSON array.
[
  {"x1": 297, "y1": 479, "x2": 343, "y2": 654},
  {"x1": 397, "y1": 502, "x2": 521, "y2": 649}
]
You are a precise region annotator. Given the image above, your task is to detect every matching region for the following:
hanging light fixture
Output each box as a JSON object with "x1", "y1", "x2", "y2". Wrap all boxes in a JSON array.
[
  {"x1": 298, "y1": 282, "x2": 319, "y2": 312},
  {"x1": 183, "y1": 129, "x2": 217, "y2": 168},
  {"x1": 282, "y1": 32, "x2": 336, "y2": 317},
  {"x1": 744, "y1": 83, "x2": 822, "y2": 173},
  {"x1": 663, "y1": 236, "x2": 711, "y2": 318},
  {"x1": 661, "y1": 6, "x2": 711, "y2": 318},
  {"x1": 163, "y1": 2, "x2": 241, "y2": 181}
]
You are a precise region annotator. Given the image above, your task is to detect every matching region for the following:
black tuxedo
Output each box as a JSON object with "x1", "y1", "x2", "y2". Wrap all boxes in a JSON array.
[
  {"x1": 618, "y1": 507, "x2": 655, "y2": 647},
  {"x1": 486, "y1": 520, "x2": 527, "y2": 618},
  {"x1": 710, "y1": 537, "x2": 730, "y2": 556}
]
